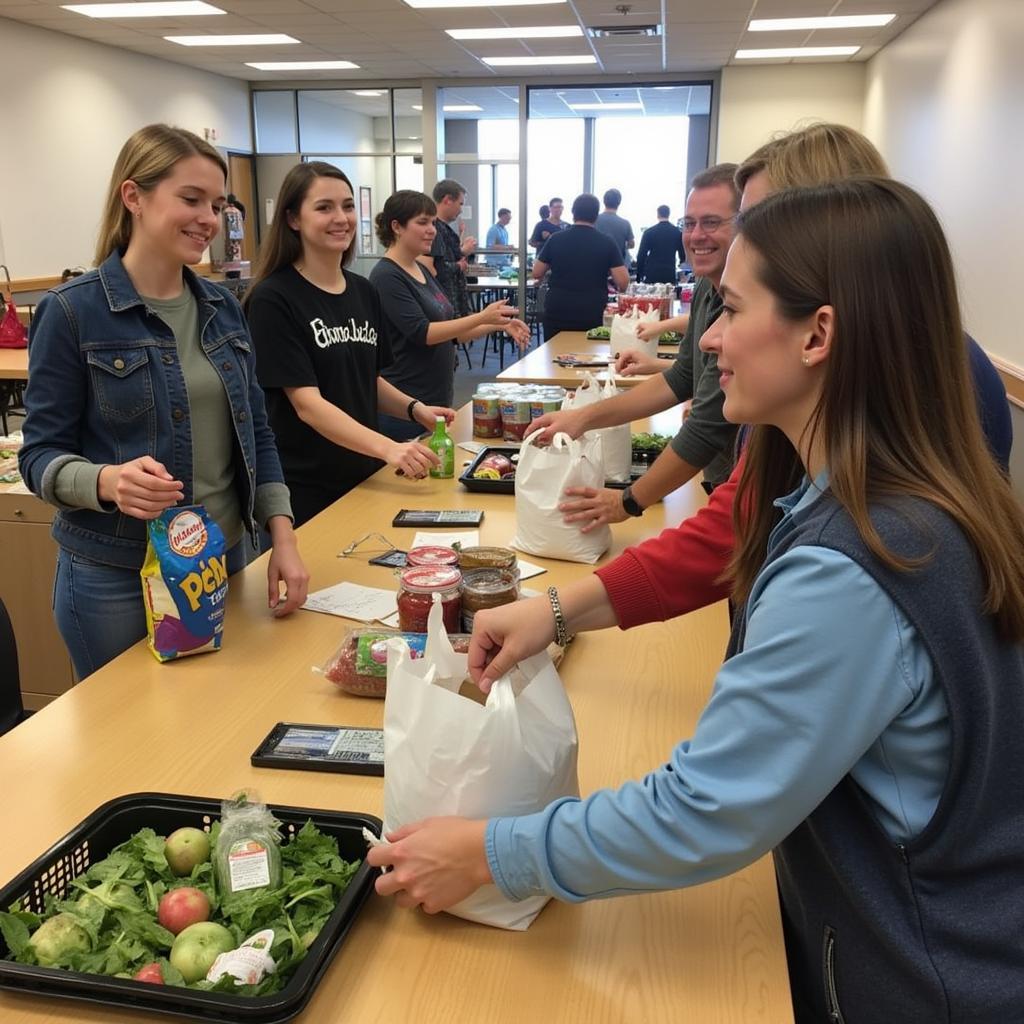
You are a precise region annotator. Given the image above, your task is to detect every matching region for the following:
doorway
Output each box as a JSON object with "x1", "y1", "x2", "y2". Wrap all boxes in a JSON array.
[{"x1": 227, "y1": 153, "x2": 256, "y2": 263}]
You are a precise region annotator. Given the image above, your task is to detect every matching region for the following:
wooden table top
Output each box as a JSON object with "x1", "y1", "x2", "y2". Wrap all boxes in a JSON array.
[
  {"x1": 0, "y1": 348, "x2": 29, "y2": 381},
  {"x1": 497, "y1": 331, "x2": 677, "y2": 389},
  {"x1": 0, "y1": 405, "x2": 793, "y2": 1024}
]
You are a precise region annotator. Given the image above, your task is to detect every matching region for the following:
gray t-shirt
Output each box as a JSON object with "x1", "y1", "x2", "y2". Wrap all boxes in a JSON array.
[
  {"x1": 595, "y1": 211, "x2": 634, "y2": 266},
  {"x1": 369, "y1": 257, "x2": 456, "y2": 408}
]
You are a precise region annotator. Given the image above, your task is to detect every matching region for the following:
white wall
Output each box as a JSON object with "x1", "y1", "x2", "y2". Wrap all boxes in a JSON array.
[
  {"x1": 863, "y1": 0, "x2": 1024, "y2": 369},
  {"x1": 717, "y1": 64, "x2": 866, "y2": 164},
  {"x1": 0, "y1": 18, "x2": 251, "y2": 277}
]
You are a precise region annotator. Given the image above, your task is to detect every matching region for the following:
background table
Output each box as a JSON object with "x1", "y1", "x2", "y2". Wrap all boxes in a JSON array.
[
  {"x1": 0, "y1": 405, "x2": 793, "y2": 1024},
  {"x1": 0, "y1": 349, "x2": 29, "y2": 382}
]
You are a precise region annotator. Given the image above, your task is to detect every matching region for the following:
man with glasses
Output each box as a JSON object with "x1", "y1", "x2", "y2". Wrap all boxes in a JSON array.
[{"x1": 530, "y1": 165, "x2": 740, "y2": 530}]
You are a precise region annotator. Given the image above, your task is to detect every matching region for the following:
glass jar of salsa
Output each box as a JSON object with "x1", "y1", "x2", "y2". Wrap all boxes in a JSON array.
[
  {"x1": 461, "y1": 568, "x2": 520, "y2": 632},
  {"x1": 397, "y1": 566, "x2": 462, "y2": 633},
  {"x1": 406, "y1": 545, "x2": 460, "y2": 569}
]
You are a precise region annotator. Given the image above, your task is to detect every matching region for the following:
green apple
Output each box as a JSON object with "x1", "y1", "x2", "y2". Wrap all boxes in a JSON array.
[
  {"x1": 170, "y1": 922, "x2": 235, "y2": 984},
  {"x1": 164, "y1": 827, "x2": 211, "y2": 877}
]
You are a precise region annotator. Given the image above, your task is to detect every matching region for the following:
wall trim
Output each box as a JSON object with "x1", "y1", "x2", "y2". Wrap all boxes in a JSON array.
[
  {"x1": 990, "y1": 355, "x2": 1024, "y2": 410},
  {"x1": 7, "y1": 264, "x2": 219, "y2": 297}
]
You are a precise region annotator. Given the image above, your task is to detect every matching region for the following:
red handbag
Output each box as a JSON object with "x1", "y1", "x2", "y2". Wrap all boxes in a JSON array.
[{"x1": 0, "y1": 265, "x2": 28, "y2": 349}]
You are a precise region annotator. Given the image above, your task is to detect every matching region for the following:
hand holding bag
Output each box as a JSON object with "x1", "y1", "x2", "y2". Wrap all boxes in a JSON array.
[
  {"x1": 561, "y1": 371, "x2": 632, "y2": 484},
  {"x1": 609, "y1": 305, "x2": 660, "y2": 361},
  {"x1": 384, "y1": 598, "x2": 579, "y2": 930},
  {"x1": 511, "y1": 429, "x2": 611, "y2": 563}
]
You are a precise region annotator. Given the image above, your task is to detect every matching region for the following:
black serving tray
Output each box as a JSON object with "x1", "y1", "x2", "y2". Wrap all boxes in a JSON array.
[
  {"x1": 460, "y1": 445, "x2": 644, "y2": 493},
  {"x1": 0, "y1": 792, "x2": 380, "y2": 1023}
]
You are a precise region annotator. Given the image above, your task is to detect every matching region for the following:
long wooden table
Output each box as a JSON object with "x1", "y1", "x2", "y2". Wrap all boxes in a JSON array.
[
  {"x1": 0, "y1": 405, "x2": 793, "y2": 1023},
  {"x1": 497, "y1": 330, "x2": 677, "y2": 389},
  {"x1": 0, "y1": 348, "x2": 29, "y2": 382}
]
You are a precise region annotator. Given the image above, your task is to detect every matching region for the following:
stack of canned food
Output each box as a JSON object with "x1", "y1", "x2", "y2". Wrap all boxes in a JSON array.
[{"x1": 472, "y1": 382, "x2": 567, "y2": 442}]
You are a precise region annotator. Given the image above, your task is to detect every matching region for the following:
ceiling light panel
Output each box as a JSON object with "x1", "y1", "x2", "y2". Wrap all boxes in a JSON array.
[
  {"x1": 482, "y1": 55, "x2": 597, "y2": 66},
  {"x1": 405, "y1": 0, "x2": 565, "y2": 7},
  {"x1": 568, "y1": 102, "x2": 642, "y2": 110},
  {"x1": 247, "y1": 61, "x2": 359, "y2": 70},
  {"x1": 735, "y1": 46, "x2": 860, "y2": 59},
  {"x1": 748, "y1": 15, "x2": 896, "y2": 32},
  {"x1": 166, "y1": 34, "x2": 299, "y2": 45},
  {"x1": 447, "y1": 26, "x2": 581, "y2": 40},
  {"x1": 62, "y1": 1, "x2": 223, "y2": 16},
  {"x1": 443, "y1": 104, "x2": 483, "y2": 111}
]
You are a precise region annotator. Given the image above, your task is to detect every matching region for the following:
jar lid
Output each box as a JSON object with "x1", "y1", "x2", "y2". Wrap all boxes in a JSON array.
[
  {"x1": 399, "y1": 566, "x2": 462, "y2": 592},
  {"x1": 458, "y1": 546, "x2": 517, "y2": 570},
  {"x1": 407, "y1": 545, "x2": 459, "y2": 567}
]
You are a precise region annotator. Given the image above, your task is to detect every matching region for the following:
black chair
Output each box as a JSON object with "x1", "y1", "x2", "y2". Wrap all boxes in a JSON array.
[{"x1": 0, "y1": 595, "x2": 29, "y2": 736}]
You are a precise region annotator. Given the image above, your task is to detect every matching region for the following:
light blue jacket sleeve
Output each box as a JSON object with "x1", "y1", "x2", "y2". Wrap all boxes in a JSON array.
[{"x1": 487, "y1": 545, "x2": 942, "y2": 903}]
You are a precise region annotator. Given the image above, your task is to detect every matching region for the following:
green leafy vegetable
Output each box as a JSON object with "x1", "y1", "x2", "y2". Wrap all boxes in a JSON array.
[
  {"x1": 2, "y1": 820, "x2": 360, "y2": 997},
  {"x1": 631, "y1": 432, "x2": 673, "y2": 453}
]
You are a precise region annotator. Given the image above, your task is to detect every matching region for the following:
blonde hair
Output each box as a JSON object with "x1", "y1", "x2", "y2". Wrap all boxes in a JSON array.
[
  {"x1": 735, "y1": 122, "x2": 888, "y2": 194},
  {"x1": 94, "y1": 124, "x2": 226, "y2": 267}
]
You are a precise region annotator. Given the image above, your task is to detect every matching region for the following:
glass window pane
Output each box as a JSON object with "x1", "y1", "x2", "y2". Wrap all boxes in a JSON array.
[
  {"x1": 394, "y1": 88, "x2": 423, "y2": 156},
  {"x1": 438, "y1": 87, "x2": 518, "y2": 160},
  {"x1": 526, "y1": 117, "x2": 584, "y2": 239},
  {"x1": 254, "y1": 91, "x2": 297, "y2": 154},
  {"x1": 298, "y1": 90, "x2": 390, "y2": 153},
  {"x1": 396, "y1": 155, "x2": 424, "y2": 193}
]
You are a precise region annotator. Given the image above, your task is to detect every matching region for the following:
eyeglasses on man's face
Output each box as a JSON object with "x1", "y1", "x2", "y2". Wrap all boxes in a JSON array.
[{"x1": 681, "y1": 215, "x2": 735, "y2": 233}]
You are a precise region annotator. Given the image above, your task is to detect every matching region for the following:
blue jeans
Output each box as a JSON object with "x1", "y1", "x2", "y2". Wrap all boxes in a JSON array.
[{"x1": 53, "y1": 535, "x2": 258, "y2": 680}]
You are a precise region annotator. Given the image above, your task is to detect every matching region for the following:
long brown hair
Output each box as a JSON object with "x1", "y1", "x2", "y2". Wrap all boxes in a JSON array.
[
  {"x1": 94, "y1": 124, "x2": 226, "y2": 267},
  {"x1": 249, "y1": 161, "x2": 355, "y2": 291},
  {"x1": 729, "y1": 179, "x2": 1024, "y2": 641}
]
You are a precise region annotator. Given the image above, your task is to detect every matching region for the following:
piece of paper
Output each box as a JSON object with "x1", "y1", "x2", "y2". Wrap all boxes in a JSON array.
[
  {"x1": 411, "y1": 530, "x2": 480, "y2": 549},
  {"x1": 302, "y1": 581, "x2": 398, "y2": 623},
  {"x1": 378, "y1": 610, "x2": 401, "y2": 628},
  {"x1": 459, "y1": 441, "x2": 485, "y2": 454},
  {"x1": 516, "y1": 559, "x2": 546, "y2": 581}
]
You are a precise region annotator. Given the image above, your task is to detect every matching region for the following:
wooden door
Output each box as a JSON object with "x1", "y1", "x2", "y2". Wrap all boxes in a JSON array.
[{"x1": 227, "y1": 153, "x2": 256, "y2": 262}]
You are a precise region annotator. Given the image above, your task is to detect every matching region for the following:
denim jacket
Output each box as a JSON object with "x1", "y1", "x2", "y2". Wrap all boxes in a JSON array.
[{"x1": 19, "y1": 250, "x2": 291, "y2": 568}]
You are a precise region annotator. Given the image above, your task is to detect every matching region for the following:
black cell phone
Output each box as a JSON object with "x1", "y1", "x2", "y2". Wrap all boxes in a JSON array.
[
  {"x1": 368, "y1": 549, "x2": 407, "y2": 568},
  {"x1": 392, "y1": 509, "x2": 484, "y2": 528},
  {"x1": 251, "y1": 723, "x2": 385, "y2": 776}
]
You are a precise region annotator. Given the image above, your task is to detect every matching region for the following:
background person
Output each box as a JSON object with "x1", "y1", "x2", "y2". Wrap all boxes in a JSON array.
[
  {"x1": 369, "y1": 190, "x2": 529, "y2": 441},
  {"x1": 426, "y1": 178, "x2": 475, "y2": 316},
  {"x1": 529, "y1": 198, "x2": 565, "y2": 249},
  {"x1": 19, "y1": 124, "x2": 308, "y2": 680},
  {"x1": 485, "y1": 208, "x2": 514, "y2": 268},
  {"x1": 635, "y1": 204, "x2": 686, "y2": 284},
  {"x1": 368, "y1": 178, "x2": 1024, "y2": 1024},
  {"x1": 246, "y1": 162, "x2": 453, "y2": 527},
  {"x1": 594, "y1": 188, "x2": 635, "y2": 269},
  {"x1": 532, "y1": 193, "x2": 629, "y2": 341}
]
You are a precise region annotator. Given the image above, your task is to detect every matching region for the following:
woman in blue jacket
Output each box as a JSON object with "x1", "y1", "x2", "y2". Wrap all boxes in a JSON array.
[
  {"x1": 368, "y1": 180, "x2": 1024, "y2": 1022},
  {"x1": 20, "y1": 124, "x2": 309, "y2": 679}
]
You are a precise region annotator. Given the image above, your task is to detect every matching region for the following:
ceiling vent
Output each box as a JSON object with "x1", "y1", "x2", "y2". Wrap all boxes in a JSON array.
[{"x1": 589, "y1": 23, "x2": 662, "y2": 38}]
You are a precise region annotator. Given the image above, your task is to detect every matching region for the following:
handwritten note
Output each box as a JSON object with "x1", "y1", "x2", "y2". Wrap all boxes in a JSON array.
[{"x1": 302, "y1": 581, "x2": 398, "y2": 623}]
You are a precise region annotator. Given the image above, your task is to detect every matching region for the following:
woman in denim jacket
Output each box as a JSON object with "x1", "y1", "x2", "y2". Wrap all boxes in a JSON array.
[{"x1": 19, "y1": 124, "x2": 309, "y2": 679}]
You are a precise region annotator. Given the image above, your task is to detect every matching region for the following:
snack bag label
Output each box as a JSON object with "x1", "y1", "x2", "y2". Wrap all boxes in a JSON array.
[
  {"x1": 141, "y1": 505, "x2": 228, "y2": 663},
  {"x1": 355, "y1": 632, "x2": 428, "y2": 678}
]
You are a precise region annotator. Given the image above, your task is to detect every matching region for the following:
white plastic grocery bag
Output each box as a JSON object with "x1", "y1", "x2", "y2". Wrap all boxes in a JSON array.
[
  {"x1": 561, "y1": 372, "x2": 632, "y2": 484},
  {"x1": 609, "y1": 305, "x2": 661, "y2": 360},
  {"x1": 384, "y1": 598, "x2": 579, "y2": 930},
  {"x1": 511, "y1": 430, "x2": 611, "y2": 563}
]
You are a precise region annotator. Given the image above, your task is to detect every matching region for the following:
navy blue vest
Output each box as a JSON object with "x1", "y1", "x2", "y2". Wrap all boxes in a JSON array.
[{"x1": 727, "y1": 493, "x2": 1024, "y2": 1023}]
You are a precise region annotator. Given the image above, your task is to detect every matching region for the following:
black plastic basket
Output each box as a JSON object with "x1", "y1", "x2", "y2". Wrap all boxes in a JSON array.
[
  {"x1": 0, "y1": 792, "x2": 380, "y2": 1023},
  {"x1": 459, "y1": 445, "x2": 640, "y2": 494}
]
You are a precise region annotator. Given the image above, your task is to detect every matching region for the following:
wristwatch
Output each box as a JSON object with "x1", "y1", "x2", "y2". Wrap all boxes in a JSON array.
[{"x1": 621, "y1": 485, "x2": 644, "y2": 518}]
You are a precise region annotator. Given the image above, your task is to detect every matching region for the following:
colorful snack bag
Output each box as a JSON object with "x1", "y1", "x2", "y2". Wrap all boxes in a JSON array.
[{"x1": 141, "y1": 505, "x2": 228, "y2": 662}]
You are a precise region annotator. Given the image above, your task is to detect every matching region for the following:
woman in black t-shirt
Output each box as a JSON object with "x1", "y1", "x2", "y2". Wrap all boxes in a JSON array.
[{"x1": 247, "y1": 163, "x2": 456, "y2": 526}]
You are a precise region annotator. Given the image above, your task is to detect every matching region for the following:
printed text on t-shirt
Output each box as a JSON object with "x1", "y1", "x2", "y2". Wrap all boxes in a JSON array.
[{"x1": 310, "y1": 317, "x2": 378, "y2": 349}]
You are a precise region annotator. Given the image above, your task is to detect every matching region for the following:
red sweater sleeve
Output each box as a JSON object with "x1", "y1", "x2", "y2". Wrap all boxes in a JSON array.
[{"x1": 595, "y1": 455, "x2": 742, "y2": 629}]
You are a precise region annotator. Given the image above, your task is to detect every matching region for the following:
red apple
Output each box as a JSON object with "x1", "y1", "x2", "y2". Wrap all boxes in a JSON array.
[
  {"x1": 164, "y1": 827, "x2": 210, "y2": 877},
  {"x1": 133, "y1": 962, "x2": 165, "y2": 985},
  {"x1": 170, "y1": 922, "x2": 235, "y2": 984},
  {"x1": 157, "y1": 887, "x2": 211, "y2": 935}
]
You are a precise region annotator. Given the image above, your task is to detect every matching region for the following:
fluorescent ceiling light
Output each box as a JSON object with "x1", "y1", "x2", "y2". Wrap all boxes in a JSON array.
[
  {"x1": 447, "y1": 25, "x2": 581, "y2": 39},
  {"x1": 749, "y1": 15, "x2": 895, "y2": 31},
  {"x1": 568, "y1": 102, "x2": 641, "y2": 110},
  {"x1": 412, "y1": 104, "x2": 423, "y2": 110},
  {"x1": 350, "y1": 89, "x2": 385, "y2": 96},
  {"x1": 482, "y1": 54, "x2": 596, "y2": 66},
  {"x1": 246, "y1": 60, "x2": 359, "y2": 70},
  {"x1": 63, "y1": 1, "x2": 223, "y2": 16},
  {"x1": 443, "y1": 104, "x2": 483, "y2": 111},
  {"x1": 406, "y1": 0, "x2": 565, "y2": 7},
  {"x1": 166, "y1": 33, "x2": 298, "y2": 45},
  {"x1": 735, "y1": 46, "x2": 860, "y2": 59}
]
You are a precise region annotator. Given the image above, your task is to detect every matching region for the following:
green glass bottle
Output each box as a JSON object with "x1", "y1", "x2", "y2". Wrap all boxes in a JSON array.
[{"x1": 428, "y1": 415, "x2": 455, "y2": 479}]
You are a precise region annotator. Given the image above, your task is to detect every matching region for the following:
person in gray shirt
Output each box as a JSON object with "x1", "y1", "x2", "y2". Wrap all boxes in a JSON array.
[{"x1": 595, "y1": 188, "x2": 635, "y2": 269}]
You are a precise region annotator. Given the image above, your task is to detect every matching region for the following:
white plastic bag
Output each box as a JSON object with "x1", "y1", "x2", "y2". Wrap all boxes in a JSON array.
[
  {"x1": 511, "y1": 430, "x2": 611, "y2": 563},
  {"x1": 609, "y1": 306, "x2": 661, "y2": 360},
  {"x1": 384, "y1": 598, "x2": 579, "y2": 930},
  {"x1": 562, "y1": 371, "x2": 632, "y2": 484}
]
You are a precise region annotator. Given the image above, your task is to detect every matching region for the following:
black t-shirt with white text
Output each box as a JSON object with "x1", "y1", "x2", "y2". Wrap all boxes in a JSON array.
[{"x1": 247, "y1": 265, "x2": 391, "y2": 494}]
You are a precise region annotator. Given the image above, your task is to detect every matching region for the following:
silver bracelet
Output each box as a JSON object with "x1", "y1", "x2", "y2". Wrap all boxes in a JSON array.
[{"x1": 547, "y1": 586, "x2": 570, "y2": 647}]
